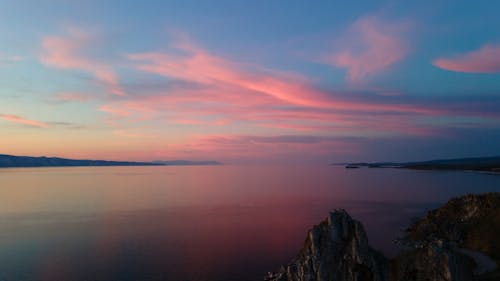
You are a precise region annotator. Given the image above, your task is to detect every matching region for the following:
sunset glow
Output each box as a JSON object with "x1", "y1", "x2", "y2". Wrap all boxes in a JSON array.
[{"x1": 1, "y1": 1, "x2": 499, "y2": 163}]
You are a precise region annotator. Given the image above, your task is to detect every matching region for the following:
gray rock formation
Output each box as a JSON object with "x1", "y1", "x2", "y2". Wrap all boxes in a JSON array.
[
  {"x1": 266, "y1": 193, "x2": 500, "y2": 281},
  {"x1": 266, "y1": 209, "x2": 389, "y2": 281}
]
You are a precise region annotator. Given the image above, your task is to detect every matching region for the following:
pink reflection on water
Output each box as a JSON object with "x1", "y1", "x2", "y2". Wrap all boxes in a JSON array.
[{"x1": 0, "y1": 166, "x2": 499, "y2": 280}]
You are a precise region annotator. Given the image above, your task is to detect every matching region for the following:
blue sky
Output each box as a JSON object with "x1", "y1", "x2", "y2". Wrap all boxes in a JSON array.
[{"x1": 1, "y1": 0, "x2": 499, "y2": 163}]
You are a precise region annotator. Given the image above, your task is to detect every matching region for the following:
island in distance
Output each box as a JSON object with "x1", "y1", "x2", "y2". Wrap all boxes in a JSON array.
[
  {"x1": 338, "y1": 155, "x2": 500, "y2": 173},
  {"x1": 0, "y1": 154, "x2": 221, "y2": 168}
]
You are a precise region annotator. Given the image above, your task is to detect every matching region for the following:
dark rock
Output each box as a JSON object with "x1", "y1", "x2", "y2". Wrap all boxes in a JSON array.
[
  {"x1": 266, "y1": 209, "x2": 389, "y2": 281},
  {"x1": 266, "y1": 193, "x2": 500, "y2": 281},
  {"x1": 390, "y1": 241, "x2": 475, "y2": 281}
]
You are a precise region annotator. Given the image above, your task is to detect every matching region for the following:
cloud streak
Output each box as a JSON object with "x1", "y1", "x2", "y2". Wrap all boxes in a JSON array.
[
  {"x1": 326, "y1": 16, "x2": 411, "y2": 81},
  {"x1": 433, "y1": 44, "x2": 500, "y2": 73},
  {"x1": 128, "y1": 43, "x2": 332, "y2": 108},
  {"x1": 88, "y1": 34, "x2": 500, "y2": 144},
  {"x1": 40, "y1": 29, "x2": 125, "y2": 96},
  {"x1": 125, "y1": 37, "x2": 431, "y2": 113},
  {"x1": 159, "y1": 134, "x2": 360, "y2": 162},
  {"x1": 31, "y1": 30, "x2": 500, "y2": 162},
  {"x1": 0, "y1": 114, "x2": 49, "y2": 128}
]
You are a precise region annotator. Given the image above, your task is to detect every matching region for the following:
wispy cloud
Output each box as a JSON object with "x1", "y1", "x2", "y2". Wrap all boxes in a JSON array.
[
  {"x1": 326, "y1": 15, "x2": 411, "y2": 82},
  {"x1": 159, "y1": 134, "x2": 360, "y2": 161},
  {"x1": 88, "y1": 34, "x2": 498, "y2": 141},
  {"x1": 433, "y1": 44, "x2": 500, "y2": 73},
  {"x1": 0, "y1": 114, "x2": 85, "y2": 129},
  {"x1": 124, "y1": 36, "x2": 427, "y2": 114},
  {"x1": 127, "y1": 37, "x2": 332, "y2": 108},
  {"x1": 0, "y1": 114, "x2": 49, "y2": 128},
  {"x1": 40, "y1": 28, "x2": 125, "y2": 96},
  {"x1": 0, "y1": 55, "x2": 24, "y2": 66}
]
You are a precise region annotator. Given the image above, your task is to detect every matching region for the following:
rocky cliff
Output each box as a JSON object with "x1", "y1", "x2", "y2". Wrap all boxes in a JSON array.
[
  {"x1": 266, "y1": 193, "x2": 500, "y2": 281},
  {"x1": 266, "y1": 209, "x2": 389, "y2": 281}
]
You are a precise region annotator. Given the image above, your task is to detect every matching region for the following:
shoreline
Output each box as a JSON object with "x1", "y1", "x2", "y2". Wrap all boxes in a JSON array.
[{"x1": 337, "y1": 164, "x2": 500, "y2": 175}]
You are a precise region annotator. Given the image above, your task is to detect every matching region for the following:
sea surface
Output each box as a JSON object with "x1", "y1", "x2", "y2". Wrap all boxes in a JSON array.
[{"x1": 0, "y1": 165, "x2": 499, "y2": 281}]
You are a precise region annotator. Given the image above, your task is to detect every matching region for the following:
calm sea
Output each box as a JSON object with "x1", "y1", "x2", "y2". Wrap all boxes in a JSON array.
[{"x1": 0, "y1": 165, "x2": 499, "y2": 281}]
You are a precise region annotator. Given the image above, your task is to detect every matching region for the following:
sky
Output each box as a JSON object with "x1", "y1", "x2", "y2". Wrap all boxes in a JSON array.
[{"x1": 1, "y1": 0, "x2": 499, "y2": 163}]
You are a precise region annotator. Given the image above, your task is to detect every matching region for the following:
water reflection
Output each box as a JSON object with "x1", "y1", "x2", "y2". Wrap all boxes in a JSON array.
[{"x1": 0, "y1": 166, "x2": 498, "y2": 280}]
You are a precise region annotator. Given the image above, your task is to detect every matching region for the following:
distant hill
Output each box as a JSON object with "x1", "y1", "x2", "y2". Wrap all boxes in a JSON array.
[
  {"x1": 338, "y1": 156, "x2": 500, "y2": 173},
  {"x1": 152, "y1": 160, "x2": 222, "y2": 166},
  {"x1": 0, "y1": 154, "x2": 160, "y2": 168},
  {"x1": 0, "y1": 154, "x2": 221, "y2": 168}
]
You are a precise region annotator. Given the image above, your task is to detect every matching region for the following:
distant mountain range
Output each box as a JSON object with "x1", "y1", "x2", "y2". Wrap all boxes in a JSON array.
[
  {"x1": 337, "y1": 156, "x2": 500, "y2": 173},
  {"x1": 0, "y1": 154, "x2": 221, "y2": 168}
]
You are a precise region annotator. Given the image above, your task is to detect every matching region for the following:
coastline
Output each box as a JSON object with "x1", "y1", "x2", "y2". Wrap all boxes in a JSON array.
[{"x1": 0, "y1": 154, "x2": 221, "y2": 168}]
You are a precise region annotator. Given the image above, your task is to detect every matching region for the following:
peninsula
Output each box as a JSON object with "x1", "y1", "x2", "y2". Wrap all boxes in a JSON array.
[
  {"x1": 0, "y1": 154, "x2": 221, "y2": 168},
  {"x1": 339, "y1": 156, "x2": 500, "y2": 173}
]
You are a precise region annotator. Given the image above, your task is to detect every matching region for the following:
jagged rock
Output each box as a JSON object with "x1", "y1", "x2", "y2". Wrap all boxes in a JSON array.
[
  {"x1": 266, "y1": 209, "x2": 389, "y2": 281},
  {"x1": 266, "y1": 193, "x2": 500, "y2": 281}
]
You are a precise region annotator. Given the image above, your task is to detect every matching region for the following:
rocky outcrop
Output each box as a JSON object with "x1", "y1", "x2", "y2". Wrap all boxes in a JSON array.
[
  {"x1": 266, "y1": 209, "x2": 389, "y2": 281},
  {"x1": 266, "y1": 193, "x2": 500, "y2": 281}
]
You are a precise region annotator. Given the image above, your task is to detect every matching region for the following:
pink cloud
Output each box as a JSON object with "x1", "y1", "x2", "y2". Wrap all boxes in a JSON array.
[
  {"x1": 54, "y1": 92, "x2": 92, "y2": 102},
  {"x1": 73, "y1": 35, "x2": 481, "y2": 145},
  {"x1": 326, "y1": 16, "x2": 411, "y2": 81},
  {"x1": 98, "y1": 90, "x2": 444, "y2": 138},
  {"x1": 40, "y1": 29, "x2": 125, "y2": 96},
  {"x1": 0, "y1": 114, "x2": 49, "y2": 128},
  {"x1": 128, "y1": 39, "x2": 334, "y2": 108},
  {"x1": 432, "y1": 44, "x2": 500, "y2": 73},
  {"x1": 170, "y1": 118, "x2": 229, "y2": 126},
  {"x1": 99, "y1": 104, "x2": 133, "y2": 117},
  {"x1": 259, "y1": 117, "x2": 437, "y2": 137},
  {"x1": 91, "y1": 33, "x2": 500, "y2": 161},
  {"x1": 158, "y1": 134, "x2": 359, "y2": 161},
  {"x1": 124, "y1": 37, "x2": 437, "y2": 117}
]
